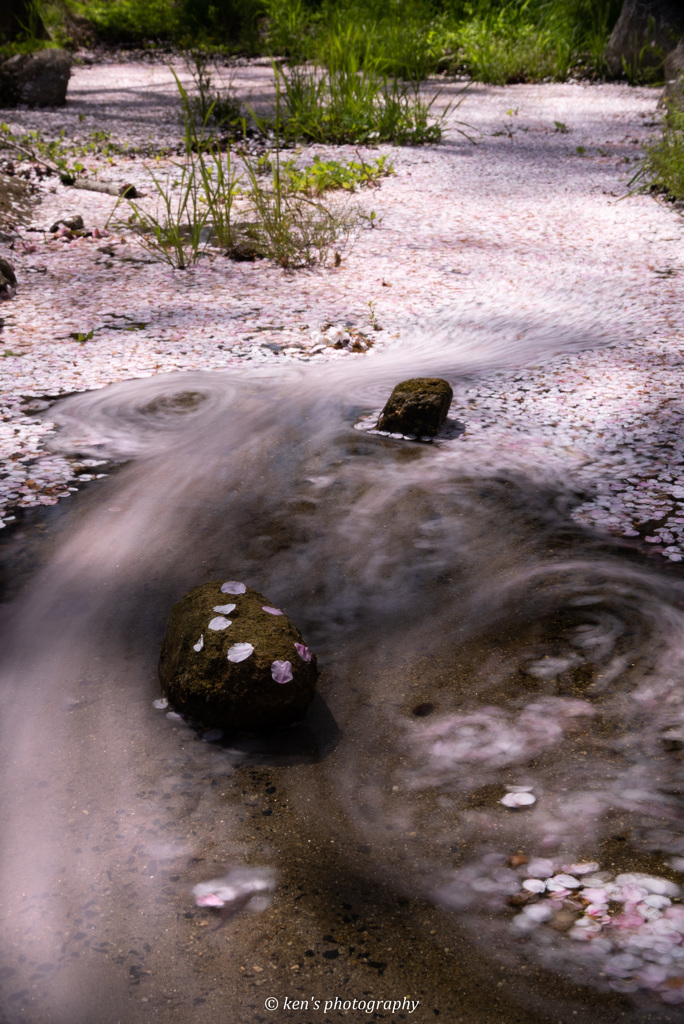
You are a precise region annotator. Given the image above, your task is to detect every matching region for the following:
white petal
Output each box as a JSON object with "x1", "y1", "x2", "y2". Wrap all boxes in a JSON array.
[
  {"x1": 152, "y1": 697, "x2": 169, "y2": 709},
  {"x1": 227, "y1": 642, "x2": 254, "y2": 663},
  {"x1": 553, "y1": 873, "x2": 580, "y2": 888},
  {"x1": 213, "y1": 603, "x2": 236, "y2": 614},
  {"x1": 193, "y1": 635, "x2": 204, "y2": 651},
  {"x1": 221, "y1": 581, "x2": 246, "y2": 595},
  {"x1": 501, "y1": 791, "x2": 536, "y2": 808},
  {"x1": 208, "y1": 616, "x2": 232, "y2": 631}
]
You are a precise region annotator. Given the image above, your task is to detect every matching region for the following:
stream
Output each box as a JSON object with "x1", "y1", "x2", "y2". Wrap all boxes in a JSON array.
[{"x1": 1, "y1": 329, "x2": 684, "y2": 1024}]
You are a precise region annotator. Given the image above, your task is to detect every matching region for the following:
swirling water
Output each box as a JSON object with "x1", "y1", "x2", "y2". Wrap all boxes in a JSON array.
[{"x1": 1, "y1": 327, "x2": 684, "y2": 1024}]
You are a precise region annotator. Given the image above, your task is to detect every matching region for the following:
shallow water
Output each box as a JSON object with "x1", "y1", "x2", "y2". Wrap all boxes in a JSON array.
[{"x1": 1, "y1": 333, "x2": 684, "y2": 1024}]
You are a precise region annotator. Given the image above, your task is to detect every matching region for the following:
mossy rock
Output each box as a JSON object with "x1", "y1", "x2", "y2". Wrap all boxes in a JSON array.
[
  {"x1": 159, "y1": 580, "x2": 318, "y2": 733},
  {"x1": 377, "y1": 378, "x2": 453, "y2": 437}
]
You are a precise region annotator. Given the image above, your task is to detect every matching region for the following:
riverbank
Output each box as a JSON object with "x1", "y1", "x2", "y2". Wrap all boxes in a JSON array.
[{"x1": 1, "y1": 57, "x2": 683, "y2": 555}]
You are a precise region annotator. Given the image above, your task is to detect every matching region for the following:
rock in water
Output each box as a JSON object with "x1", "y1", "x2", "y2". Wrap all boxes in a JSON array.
[
  {"x1": 159, "y1": 581, "x2": 318, "y2": 733},
  {"x1": 377, "y1": 378, "x2": 453, "y2": 437}
]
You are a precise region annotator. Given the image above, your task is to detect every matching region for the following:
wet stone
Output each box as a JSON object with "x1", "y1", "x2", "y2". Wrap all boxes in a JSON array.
[
  {"x1": 377, "y1": 378, "x2": 453, "y2": 437},
  {"x1": 158, "y1": 580, "x2": 318, "y2": 733}
]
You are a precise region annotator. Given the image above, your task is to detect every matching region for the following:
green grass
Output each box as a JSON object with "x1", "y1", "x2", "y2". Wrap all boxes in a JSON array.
[
  {"x1": 630, "y1": 106, "x2": 684, "y2": 203},
  {"x1": 266, "y1": 57, "x2": 451, "y2": 146},
  {"x1": 45, "y1": 0, "x2": 624, "y2": 84},
  {"x1": 260, "y1": 152, "x2": 394, "y2": 194},
  {"x1": 110, "y1": 72, "x2": 368, "y2": 269}
]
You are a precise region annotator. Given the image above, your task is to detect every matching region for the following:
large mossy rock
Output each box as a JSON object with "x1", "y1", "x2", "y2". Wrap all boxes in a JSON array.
[
  {"x1": 159, "y1": 580, "x2": 318, "y2": 733},
  {"x1": 0, "y1": 49, "x2": 71, "y2": 107},
  {"x1": 377, "y1": 378, "x2": 453, "y2": 437},
  {"x1": 605, "y1": 0, "x2": 684, "y2": 78}
]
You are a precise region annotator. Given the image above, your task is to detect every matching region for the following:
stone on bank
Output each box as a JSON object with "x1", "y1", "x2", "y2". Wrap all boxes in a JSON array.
[
  {"x1": 159, "y1": 580, "x2": 318, "y2": 733},
  {"x1": 0, "y1": 49, "x2": 71, "y2": 107}
]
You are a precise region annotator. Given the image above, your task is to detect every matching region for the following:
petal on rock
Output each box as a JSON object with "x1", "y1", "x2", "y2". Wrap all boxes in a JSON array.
[
  {"x1": 152, "y1": 697, "x2": 169, "y2": 710},
  {"x1": 193, "y1": 635, "x2": 204, "y2": 652},
  {"x1": 213, "y1": 603, "x2": 236, "y2": 614},
  {"x1": 271, "y1": 660, "x2": 293, "y2": 684},
  {"x1": 262, "y1": 606, "x2": 283, "y2": 616},
  {"x1": 294, "y1": 642, "x2": 312, "y2": 662},
  {"x1": 208, "y1": 616, "x2": 232, "y2": 631},
  {"x1": 221, "y1": 581, "x2": 246, "y2": 595},
  {"x1": 227, "y1": 642, "x2": 254, "y2": 663}
]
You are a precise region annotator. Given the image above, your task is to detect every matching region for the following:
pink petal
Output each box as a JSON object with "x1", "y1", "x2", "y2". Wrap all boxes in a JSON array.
[
  {"x1": 581, "y1": 888, "x2": 609, "y2": 904},
  {"x1": 271, "y1": 660, "x2": 293, "y2": 684},
  {"x1": 227, "y1": 642, "x2": 254, "y2": 663},
  {"x1": 196, "y1": 893, "x2": 225, "y2": 907},
  {"x1": 221, "y1": 581, "x2": 246, "y2": 595},
  {"x1": 262, "y1": 606, "x2": 283, "y2": 616},
  {"x1": 294, "y1": 642, "x2": 312, "y2": 662}
]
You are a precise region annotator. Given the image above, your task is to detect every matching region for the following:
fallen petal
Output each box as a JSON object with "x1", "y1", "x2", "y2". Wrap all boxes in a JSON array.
[
  {"x1": 213, "y1": 603, "x2": 236, "y2": 614},
  {"x1": 501, "y1": 791, "x2": 536, "y2": 808},
  {"x1": 522, "y1": 879, "x2": 546, "y2": 893},
  {"x1": 196, "y1": 893, "x2": 225, "y2": 908},
  {"x1": 567, "y1": 862, "x2": 600, "y2": 875},
  {"x1": 193, "y1": 635, "x2": 204, "y2": 652},
  {"x1": 152, "y1": 697, "x2": 169, "y2": 710},
  {"x1": 294, "y1": 642, "x2": 312, "y2": 662},
  {"x1": 221, "y1": 581, "x2": 246, "y2": 595},
  {"x1": 227, "y1": 642, "x2": 254, "y2": 663},
  {"x1": 553, "y1": 873, "x2": 581, "y2": 888},
  {"x1": 208, "y1": 616, "x2": 232, "y2": 631},
  {"x1": 271, "y1": 660, "x2": 293, "y2": 684},
  {"x1": 262, "y1": 606, "x2": 283, "y2": 615}
]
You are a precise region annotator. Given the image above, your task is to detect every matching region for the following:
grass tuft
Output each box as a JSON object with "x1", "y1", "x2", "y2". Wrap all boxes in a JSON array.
[{"x1": 630, "y1": 105, "x2": 684, "y2": 203}]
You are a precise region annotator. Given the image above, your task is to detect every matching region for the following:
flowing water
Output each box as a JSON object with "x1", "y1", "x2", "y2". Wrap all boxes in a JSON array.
[{"x1": 1, "y1": 329, "x2": 684, "y2": 1024}]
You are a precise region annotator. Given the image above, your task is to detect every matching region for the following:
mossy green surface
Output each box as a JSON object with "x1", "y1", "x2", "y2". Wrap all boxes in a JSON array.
[
  {"x1": 377, "y1": 377, "x2": 453, "y2": 437},
  {"x1": 159, "y1": 581, "x2": 317, "y2": 733}
]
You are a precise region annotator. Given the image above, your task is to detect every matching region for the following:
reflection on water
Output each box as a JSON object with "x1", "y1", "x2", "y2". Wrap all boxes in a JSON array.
[{"x1": 1, "y1": 338, "x2": 683, "y2": 1023}]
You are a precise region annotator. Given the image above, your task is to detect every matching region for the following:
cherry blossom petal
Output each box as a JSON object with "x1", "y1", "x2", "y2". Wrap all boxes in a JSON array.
[
  {"x1": 227, "y1": 642, "x2": 254, "y2": 663},
  {"x1": 221, "y1": 581, "x2": 246, "y2": 595},
  {"x1": 501, "y1": 791, "x2": 536, "y2": 808},
  {"x1": 213, "y1": 603, "x2": 236, "y2": 614},
  {"x1": 152, "y1": 697, "x2": 169, "y2": 709},
  {"x1": 208, "y1": 616, "x2": 232, "y2": 631},
  {"x1": 262, "y1": 606, "x2": 283, "y2": 615},
  {"x1": 193, "y1": 635, "x2": 204, "y2": 652},
  {"x1": 196, "y1": 893, "x2": 225, "y2": 908},
  {"x1": 294, "y1": 642, "x2": 312, "y2": 662},
  {"x1": 271, "y1": 660, "x2": 293, "y2": 684}
]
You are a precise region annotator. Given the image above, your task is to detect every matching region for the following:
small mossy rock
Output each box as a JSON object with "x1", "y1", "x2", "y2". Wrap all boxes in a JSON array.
[
  {"x1": 159, "y1": 581, "x2": 318, "y2": 733},
  {"x1": 377, "y1": 378, "x2": 453, "y2": 437}
]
